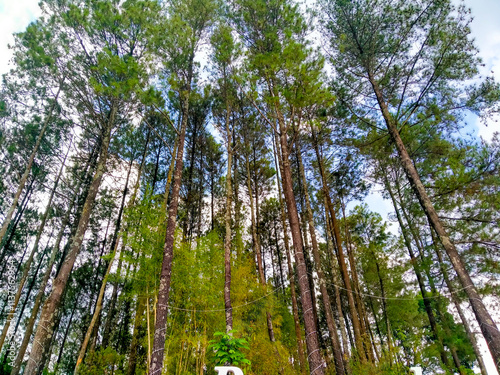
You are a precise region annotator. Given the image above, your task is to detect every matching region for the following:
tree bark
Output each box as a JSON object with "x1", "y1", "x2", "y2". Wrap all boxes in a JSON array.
[
  {"x1": 273, "y1": 104, "x2": 324, "y2": 374},
  {"x1": 272, "y1": 134, "x2": 306, "y2": 372},
  {"x1": 223, "y1": 107, "x2": 234, "y2": 334},
  {"x1": 296, "y1": 140, "x2": 346, "y2": 375},
  {"x1": 149, "y1": 80, "x2": 192, "y2": 374}
]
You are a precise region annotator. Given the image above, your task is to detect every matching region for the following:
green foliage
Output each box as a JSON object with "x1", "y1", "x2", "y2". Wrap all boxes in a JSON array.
[
  {"x1": 0, "y1": 359, "x2": 12, "y2": 375},
  {"x1": 79, "y1": 347, "x2": 124, "y2": 375},
  {"x1": 209, "y1": 331, "x2": 251, "y2": 367}
]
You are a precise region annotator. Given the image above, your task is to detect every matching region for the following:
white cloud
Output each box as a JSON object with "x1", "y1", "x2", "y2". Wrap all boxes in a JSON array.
[
  {"x1": 476, "y1": 114, "x2": 500, "y2": 142},
  {"x1": 0, "y1": 0, "x2": 41, "y2": 75},
  {"x1": 463, "y1": 0, "x2": 500, "y2": 79}
]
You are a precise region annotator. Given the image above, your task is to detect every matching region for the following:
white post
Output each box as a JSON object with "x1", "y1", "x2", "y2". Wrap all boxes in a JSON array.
[
  {"x1": 409, "y1": 366, "x2": 422, "y2": 375},
  {"x1": 214, "y1": 366, "x2": 244, "y2": 375}
]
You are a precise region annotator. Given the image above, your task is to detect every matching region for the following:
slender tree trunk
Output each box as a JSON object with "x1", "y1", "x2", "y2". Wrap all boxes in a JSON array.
[
  {"x1": 0, "y1": 141, "x2": 69, "y2": 352},
  {"x1": 196, "y1": 140, "x2": 204, "y2": 239},
  {"x1": 272, "y1": 219, "x2": 285, "y2": 294},
  {"x1": 373, "y1": 252, "x2": 393, "y2": 363},
  {"x1": 246, "y1": 155, "x2": 265, "y2": 284},
  {"x1": 341, "y1": 203, "x2": 374, "y2": 361},
  {"x1": 233, "y1": 152, "x2": 243, "y2": 256},
  {"x1": 296, "y1": 140, "x2": 345, "y2": 375},
  {"x1": 310, "y1": 128, "x2": 365, "y2": 362},
  {"x1": 245, "y1": 155, "x2": 275, "y2": 342},
  {"x1": 24, "y1": 104, "x2": 117, "y2": 375},
  {"x1": 325, "y1": 204, "x2": 351, "y2": 361},
  {"x1": 411, "y1": 219, "x2": 464, "y2": 374},
  {"x1": 75, "y1": 157, "x2": 133, "y2": 373},
  {"x1": 364, "y1": 312, "x2": 380, "y2": 362},
  {"x1": 101, "y1": 248, "x2": 124, "y2": 349},
  {"x1": 224, "y1": 107, "x2": 234, "y2": 334},
  {"x1": 272, "y1": 134, "x2": 306, "y2": 372},
  {"x1": 183, "y1": 120, "x2": 199, "y2": 240},
  {"x1": 160, "y1": 136, "x2": 177, "y2": 218},
  {"x1": 273, "y1": 104, "x2": 324, "y2": 374},
  {"x1": 149, "y1": 79, "x2": 192, "y2": 375},
  {"x1": 116, "y1": 267, "x2": 134, "y2": 355},
  {"x1": 384, "y1": 173, "x2": 451, "y2": 369},
  {"x1": 0, "y1": 84, "x2": 63, "y2": 246},
  {"x1": 88, "y1": 311, "x2": 101, "y2": 354},
  {"x1": 370, "y1": 75, "x2": 500, "y2": 370},
  {"x1": 300, "y1": 212, "x2": 320, "y2": 332},
  {"x1": 151, "y1": 144, "x2": 162, "y2": 193}
]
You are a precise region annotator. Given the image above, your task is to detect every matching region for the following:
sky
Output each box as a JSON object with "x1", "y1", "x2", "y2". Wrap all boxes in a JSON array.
[{"x1": 0, "y1": 0, "x2": 499, "y2": 373}]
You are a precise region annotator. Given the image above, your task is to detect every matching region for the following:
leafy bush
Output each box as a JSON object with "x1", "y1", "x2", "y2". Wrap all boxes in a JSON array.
[{"x1": 209, "y1": 331, "x2": 251, "y2": 367}]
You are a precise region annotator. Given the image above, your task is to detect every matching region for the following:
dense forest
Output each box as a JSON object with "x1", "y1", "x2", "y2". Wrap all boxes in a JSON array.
[{"x1": 0, "y1": 0, "x2": 499, "y2": 374}]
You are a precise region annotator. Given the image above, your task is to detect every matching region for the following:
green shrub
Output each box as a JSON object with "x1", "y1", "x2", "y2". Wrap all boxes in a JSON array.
[{"x1": 209, "y1": 331, "x2": 251, "y2": 367}]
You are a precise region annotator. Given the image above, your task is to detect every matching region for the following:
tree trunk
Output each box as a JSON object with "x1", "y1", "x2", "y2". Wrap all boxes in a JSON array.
[
  {"x1": 245, "y1": 154, "x2": 275, "y2": 342},
  {"x1": 273, "y1": 104, "x2": 324, "y2": 374},
  {"x1": 296, "y1": 140, "x2": 346, "y2": 375},
  {"x1": 224, "y1": 107, "x2": 234, "y2": 334},
  {"x1": 272, "y1": 218, "x2": 286, "y2": 294},
  {"x1": 341, "y1": 202, "x2": 374, "y2": 362},
  {"x1": 412, "y1": 218, "x2": 464, "y2": 374},
  {"x1": 325, "y1": 203, "x2": 351, "y2": 361},
  {"x1": 102, "y1": 135, "x2": 149, "y2": 349},
  {"x1": 272, "y1": 134, "x2": 306, "y2": 372},
  {"x1": 151, "y1": 142, "x2": 162, "y2": 193},
  {"x1": 300, "y1": 212, "x2": 321, "y2": 333},
  {"x1": 373, "y1": 251, "x2": 393, "y2": 364},
  {"x1": 149, "y1": 81, "x2": 192, "y2": 375},
  {"x1": 24, "y1": 103, "x2": 116, "y2": 375},
  {"x1": 310, "y1": 127, "x2": 365, "y2": 362},
  {"x1": 384, "y1": 173, "x2": 451, "y2": 369},
  {"x1": 233, "y1": 153, "x2": 243, "y2": 256},
  {"x1": 370, "y1": 74, "x2": 500, "y2": 371}
]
